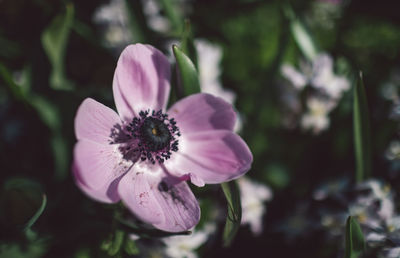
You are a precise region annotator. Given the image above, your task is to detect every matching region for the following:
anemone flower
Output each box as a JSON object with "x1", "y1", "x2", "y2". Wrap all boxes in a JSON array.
[{"x1": 72, "y1": 44, "x2": 252, "y2": 232}]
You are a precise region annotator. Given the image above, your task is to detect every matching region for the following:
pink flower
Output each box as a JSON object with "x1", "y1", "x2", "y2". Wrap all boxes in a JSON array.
[{"x1": 72, "y1": 44, "x2": 253, "y2": 232}]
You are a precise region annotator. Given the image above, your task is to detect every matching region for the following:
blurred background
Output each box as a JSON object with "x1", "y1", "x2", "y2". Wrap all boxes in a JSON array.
[{"x1": 1, "y1": 0, "x2": 400, "y2": 257}]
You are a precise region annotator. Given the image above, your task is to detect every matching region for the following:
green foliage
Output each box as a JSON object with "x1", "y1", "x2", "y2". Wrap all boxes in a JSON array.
[
  {"x1": 353, "y1": 72, "x2": 372, "y2": 182},
  {"x1": 41, "y1": 3, "x2": 74, "y2": 90},
  {"x1": 158, "y1": 0, "x2": 183, "y2": 34},
  {"x1": 283, "y1": 3, "x2": 318, "y2": 61},
  {"x1": 221, "y1": 3, "x2": 281, "y2": 86},
  {"x1": 123, "y1": 238, "x2": 139, "y2": 255},
  {"x1": 0, "y1": 178, "x2": 46, "y2": 231},
  {"x1": 264, "y1": 163, "x2": 290, "y2": 189},
  {"x1": 343, "y1": 18, "x2": 400, "y2": 60},
  {"x1": 0, "y1": 63, "x2": 27, "y2": 102},
  {"x1": 221, "y1": 181, "x2": 242, "y2": 247},
  {"x1": 180, "y1": 20, "x2": 197, "y2": 68},
  {"x1": 344, "y1": 216, "x2": 365, "y2": 258},
  {"x1": 0, "y1": 241, "x2": 47, "y2": 258},
  {"x1": 173, "y1": 45, "x2": 201, "y2": 97},
  {"x1": 0, "y1": 60, "x2": 68, "y2": 180},
  {"x1": 101, "y1": 230, "x2": 124, "y2": 256}
]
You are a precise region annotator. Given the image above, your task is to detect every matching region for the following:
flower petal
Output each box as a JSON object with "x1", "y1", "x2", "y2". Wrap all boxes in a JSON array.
[
  {"x1": 72, "y1": 162, "x2": 121, "y2": 203},
  {"x1": 113, "y1": 44, "x2": 171, "y2": 120},
  {"x1": 118, "y1": 167, "x2": 200, "y2": 232},
  {"x1": 73, "y1": 140, "x2": 131, "y2": 190},
  {"x1": 166, "y1": 130, "x2": 252, "y2": 184},
  {"x1": 75, "y1": 98, "x2": 121, "y2": 144},
  {"x1": 168, "y1": 93, "x2": 236, "y2": 135}
]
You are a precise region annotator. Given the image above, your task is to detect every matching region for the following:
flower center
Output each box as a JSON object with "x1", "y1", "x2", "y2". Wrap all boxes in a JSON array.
[
  {"x1": 127, "y1": 110, "x2": 180, "y2": 164},
  {"x1": 140, "y1": 117, "x2": 171, "y2": 151}
]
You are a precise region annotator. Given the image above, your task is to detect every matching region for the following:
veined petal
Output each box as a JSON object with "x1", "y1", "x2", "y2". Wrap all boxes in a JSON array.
[
  {"x1": 165, "y1": 130, "x2": 252, "y2": 184},
  {"x1": 75, "y1": 98, "x2": 121, "y2": 144},
  {"x1": 113, "y1": 44, "x2": 171, "y2": 121},
  {"x1": 73, "y1": 140, "x2": 131, "y2": 190},
  {"x1": 168, "y1": 93, "x2": 236, "y2": 135},
  {"x1": 72, "y1": 162, "x2": 121, "y2": 203},
  {"x1": 118, "y1": 167, "x2": 200, "y2": 232}
]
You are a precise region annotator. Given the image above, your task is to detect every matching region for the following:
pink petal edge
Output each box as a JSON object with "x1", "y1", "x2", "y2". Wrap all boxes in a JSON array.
[
  {"x1": 165, "y1": 130, "x2": 253, "y2": 185},
  {"x1": 72, "y1": 162, "x2": 121, "y2": 203},
  {"x1": 73, "y1": 140, "x2": 131, "y2": 190},
  {"x1": 118, "y1": 167, "x2": 200, "y2": 232},
  {"x1": 75, "y1": 98, "x2": 121, "y2": 144},
  {"x1": 113, "y1": 44, "x2": 171, "y2": 121},
  {"x1": 167, "y1": 93, "x2": 236, "y2": 135}
]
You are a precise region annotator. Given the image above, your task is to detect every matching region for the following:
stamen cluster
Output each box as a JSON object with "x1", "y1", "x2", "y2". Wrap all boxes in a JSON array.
[{"x1": 126, "y1": 110, "x2": 180, "y2": 164}]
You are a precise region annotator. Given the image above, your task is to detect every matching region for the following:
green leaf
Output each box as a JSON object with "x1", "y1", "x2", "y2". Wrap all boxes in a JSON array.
[
  {"x1": 29, "y1": 96, "x2": 68, "y2": 180},
  {"x1": 0, "y1": 62, "x2": 61, "y2": 132},
  {"x1": 0, "y1": 63, "x2": 67, "y2": 180},
  {"x1": 158, "y1": 0, "x2": 183, "y2": 34},
  {"x1": 108, "y1": 230, "x2": 124, "y2": 256},
  {"x1": 30, "y1": 95, "x2": 61, "y2": 131},
  {"x1": 0, "y1": 62, "x2": 26, "y2": 102},
  {"x1": 344, "y1": 216, "x2": 365, "y2": 258},
  {"x1": 353, "y1": 72, "x2": 372, "y2": 182},
  {"x1": 0, "y1": 240, "x2": 47, "y2": 258},
  {"x1": 102, "y1": 230, "x2": 125, "y2": 256},
  {"x1": 173, "y1": 45, "x2": 201, "y2": 98},
  {"x1": 221, "y1": 181, "x2": 242, "y2": 247},
  {"x1": 124, "y1": 0, "x2": 148, "y2": 44},
  {"x1": 180, "y1": 20, "x2": 197, "y2": 68},
  {"x1": 124, "y1": 238, "x2": 139, "y2": 255},
  {"x1": 1, "y1": 178, "x2": 46, "y2": 230},
  {"x1": 283, "y1": 4, "x2": 318, "y2": 61},
  {"x1": 72, "y1": 20, "x2": 102, "y2": 48},
  {"x1": 50, "y1": 132, "x2": 69, "y2": 181},
  {"x1": 41, "y1": 3, "x2": 74, "y2": 90},
  {"x1": 23, "y1": 194, "x2": 46, "y2": 232}
]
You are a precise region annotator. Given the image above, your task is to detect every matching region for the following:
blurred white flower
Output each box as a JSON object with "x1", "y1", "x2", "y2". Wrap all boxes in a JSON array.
[
  {"x1": 142, "y1": 0, "x2": 171, "y2": 33},
  {"x1": 238, "y1": 177, "x2": 273, "y2": 235},
  {"x1": 300, "y1": 97, "x2": 336, "y2": 134},
  {"x1": 196, "y1": 39, "x2": 236, "y2": 105},
  {"x1": 386, "y1": 141, "x2": 400, "y2": 161},
  {"x1": 380, "y1": 68, "x2": 400, "y2": 121},
  {"x1": 281, "y1": 64, "x2": 308, "y2": 90},
  {"x1": 162, "y1": 223, "x2": 215, "y2": 258},
  {"x1": 93, "y1": 0, "x2": 132, "y2": 51},
  {"x1": 308, "y1": 0, "x2": 343, "y2": 31},
  {"x1": 280, "y1": 53, "x2": 350, "y2": 134},
  {"x1": 311, "y1": 54, "x2": 350, "y2": 99},
  {"x1": 380, "y1": 247, "x2": 400, "y2": 258},
  {"x1": 281, "y1": 53, "x2": 350, "y2": 100},
  {"x1": 93, "y1": 0, "x2": 127, "y2": 25},
  {"x1": 365, "y1": 215, "x2": 400, "y2": 256},
  {"x1": 351, "y1": 180, "x2": 394, "y2": 224},
  {"x1": 381, "y1": 68, "x2": 400, "y2": 101},
  {"x1": 346, "y1": 180, "x2": 394, "y2": 242},
  {"x1": 194, "y1": 39, "x2": 243, "y2": 132},
  {"x1": 129, "y1": 233, "x2": 140, "y2": 241}
]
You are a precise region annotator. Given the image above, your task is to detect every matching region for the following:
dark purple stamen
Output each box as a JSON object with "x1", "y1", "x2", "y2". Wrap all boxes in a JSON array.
[{"x1": 127, "y1": 109, "x2": 180, "y2": 164}]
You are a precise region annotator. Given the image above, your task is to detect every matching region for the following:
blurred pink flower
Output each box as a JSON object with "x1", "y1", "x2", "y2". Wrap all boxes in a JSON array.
[{"x1": 72, "y1": 44, "x2": 252, "y2": 232}]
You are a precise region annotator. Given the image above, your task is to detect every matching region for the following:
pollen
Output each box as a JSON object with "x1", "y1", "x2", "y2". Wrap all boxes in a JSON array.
[{"x1": 152, "y1": 127, "x2": 158, "y2": 135}]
